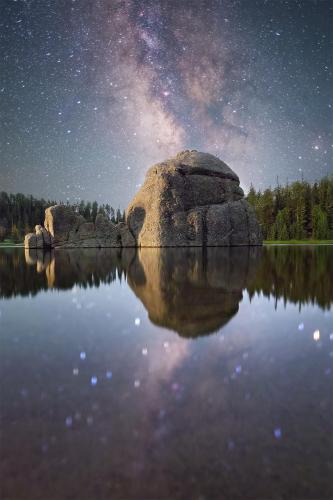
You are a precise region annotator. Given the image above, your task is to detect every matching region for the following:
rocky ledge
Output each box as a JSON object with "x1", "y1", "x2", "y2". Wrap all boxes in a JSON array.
[{"x1": 25, "y1": 150, "x2": 262, "y2": 248}]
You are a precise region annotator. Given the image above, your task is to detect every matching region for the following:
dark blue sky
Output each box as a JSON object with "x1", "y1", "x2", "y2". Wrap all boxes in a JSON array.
[{"x1": 1, "y1": 0, "x2": 332, "y2": 207}]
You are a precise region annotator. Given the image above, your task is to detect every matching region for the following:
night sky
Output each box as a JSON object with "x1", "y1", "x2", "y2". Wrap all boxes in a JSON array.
[{"x1": 1, "y1": 0, "x2": 332, "y2": 207}]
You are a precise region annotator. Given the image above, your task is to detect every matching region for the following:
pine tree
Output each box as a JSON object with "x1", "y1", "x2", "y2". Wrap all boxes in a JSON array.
[
  {"x1": 247, "y1": 184, "x2": 257, "y2": 207},
  {"x1": 91, "y1": 201, "x2": 98, "y2": 221},
  {"x1": 275, "y1": 208, "x2": 289, "y2": 240},
  {"x1": 83, "y1": 202, "x2": 92, "y2": 221},
  {"x1": 115, "y1": 208, "x2": 122, "y2": 223},
  {"x1": 312, "y1": 205, "x2": 329, "y2": 239},
  {"x1": 0, "y1": 225, "x2": 6, "y2": 241},
  {"x1": 246, "y1": 176, "x2": 332, "y2": 241},
  {"x1": 11, "y1": 224, "x2": 20, "y2": 242}
]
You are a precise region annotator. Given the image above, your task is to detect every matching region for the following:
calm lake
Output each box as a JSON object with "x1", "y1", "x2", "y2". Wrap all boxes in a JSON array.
[{"x1": 0, "y1": 246, "x2": 332, "y2": 500}]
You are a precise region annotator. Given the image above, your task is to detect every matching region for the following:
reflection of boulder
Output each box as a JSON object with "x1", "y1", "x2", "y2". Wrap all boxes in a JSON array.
[
  {"x1": 126, "y1": 247, "x2": 262, "y2": 337},
  {"x1": 24, "y1": 151, "x2": 262, "y2": 249},
  {"x1": 4, "y1": 245, "x2": 331, "y2": 331},
  {"x1": 24, "y1": 248, "x2": 134, "y2": 291},
  {"x1": 22, "y1": 246, "x2": 261, "y2": 336},
  {"x1": 25, "y1": 248, "x2": 54, "y2": 271},
  {"x1": 24, "y1": 248, "x2": 56, "y2": 288}
]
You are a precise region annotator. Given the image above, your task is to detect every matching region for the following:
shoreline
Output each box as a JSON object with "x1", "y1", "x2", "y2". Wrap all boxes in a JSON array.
[
  {"x1": 264, "y1": 240, "x2": 333, "y2": 245},
  {"x1": 1, "y1": 241, "x2": 333, "y2": 249}
]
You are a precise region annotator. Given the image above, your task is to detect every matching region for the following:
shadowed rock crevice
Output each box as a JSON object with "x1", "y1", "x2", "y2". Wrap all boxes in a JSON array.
[
  {"x1": 176, "y1": 165, "x2": 238, "y2": 181},
  {"x1": 24, "y1": 150, "x2": 262, "y2": 248}
]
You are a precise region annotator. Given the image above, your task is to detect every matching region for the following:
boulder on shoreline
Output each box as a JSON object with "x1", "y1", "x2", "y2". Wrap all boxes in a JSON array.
[
  {"x1": 24, "y1": 150, "x2": 262, "y2": 249},
  {"x1": 25, "y1": 205, "x2": 135, "y2": 249}
]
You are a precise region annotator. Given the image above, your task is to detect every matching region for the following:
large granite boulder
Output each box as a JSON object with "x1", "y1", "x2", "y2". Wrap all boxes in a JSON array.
[
  {"x1": 126, "y1": 150, "x2": 262, "y2": 246},
  {"x1": 24, "y1": 150, "x2": 262, "y2": 248}
]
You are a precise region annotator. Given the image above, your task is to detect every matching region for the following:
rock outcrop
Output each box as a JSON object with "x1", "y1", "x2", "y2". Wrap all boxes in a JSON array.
[
  {"x1": 126, "y1": 150, "x2": 262, "y2": 246},
  {"x1": 24, "y1": 150, "x2": 262, "y2": 248},
  {"x1": 24, "y1": 205, "x2": 135, "y2": 249}
]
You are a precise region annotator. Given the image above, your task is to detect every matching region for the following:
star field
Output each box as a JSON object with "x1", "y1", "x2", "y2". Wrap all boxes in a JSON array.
[{"x1": 1, "y1": 0, "x2": 332, "y2": 207}]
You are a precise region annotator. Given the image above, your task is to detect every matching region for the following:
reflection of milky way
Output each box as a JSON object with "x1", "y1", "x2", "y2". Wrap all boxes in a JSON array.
[
  {"x1": 1, "y1": 1, "x2": 332, "y2": 204},
  {"x1": 1, "y1": 248, "x2": 333, "y2": 499}
]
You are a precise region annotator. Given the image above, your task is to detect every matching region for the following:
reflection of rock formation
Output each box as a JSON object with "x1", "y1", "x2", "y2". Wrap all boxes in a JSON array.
[
  {"x1": 23, "y1": 246, "x2": 261, "y2": 337},
  {"x1": 126, "y1": 247, "x2": 262, "y2": 337},
  {"x1": 25, "y1": 248, "x2": 54, "y2": 278},
  {"x1": 1, "y1": 246, "x2": 332, "y2": 329},
  {"x1": 24, "y1": 247, "x2": 134, "y2": 291}
]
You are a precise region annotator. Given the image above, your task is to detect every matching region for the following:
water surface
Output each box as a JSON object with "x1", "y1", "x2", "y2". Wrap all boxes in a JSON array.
[{"x1": 0, "y1": 246, "x2": 332, "y2": 499}]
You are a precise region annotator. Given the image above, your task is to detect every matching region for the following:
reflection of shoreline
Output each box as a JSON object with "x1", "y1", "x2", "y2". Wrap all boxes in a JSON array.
[
  {"x1": 25, "y1": 247, "x2": 261, "y2": 337},
  {"x1": 23, "y1": 247, "x2": 262, "y2": 337},
  {"x1": 26, "y1": 247, "x2": 133, "y2": 290},
  {"x1": 247, "y1": 245, "x2": 333, "y2": 310},
  {"x1": 0, "y1": 246, "x2": 332, "y2": 331}
]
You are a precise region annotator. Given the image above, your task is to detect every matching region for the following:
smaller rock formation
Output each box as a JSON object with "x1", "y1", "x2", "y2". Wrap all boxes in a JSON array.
[
  {"x1": 25, "y1": 224, "x2": 53, "y2": 249},
  {"x1": 25, "y1": 205, "x2": 135, "y2": 249}
]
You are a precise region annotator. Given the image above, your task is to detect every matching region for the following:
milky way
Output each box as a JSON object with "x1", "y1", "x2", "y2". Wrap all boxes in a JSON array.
[{"x1": 1, "y1": 0, "x2": 332, "y2": 206}]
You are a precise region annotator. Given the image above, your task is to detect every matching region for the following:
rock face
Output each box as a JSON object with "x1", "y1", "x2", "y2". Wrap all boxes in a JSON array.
[
  {"x1": 24, "y1": 150, "x2": 262, "y2": 249},
  {"x1": 126, "y1": 150, "x2": 262, "y2": 246},
  {"x1": 25, "y1": 205, "x2": 135, "y2": 249}
]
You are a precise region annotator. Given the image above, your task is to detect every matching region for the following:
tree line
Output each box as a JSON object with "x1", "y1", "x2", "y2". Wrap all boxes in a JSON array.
[
  {"x1": 1, "y1": 176, "x2": 332, "y2": 243},
  {"x1": 246, "y1": 176, "x2": 333, "y2": 240},
  {"x1": 0, "y1": 192, "x2": 125, "y2": 242}
]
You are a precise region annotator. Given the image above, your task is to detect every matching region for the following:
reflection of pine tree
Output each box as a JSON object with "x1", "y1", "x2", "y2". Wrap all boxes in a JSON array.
[{"x1": 246, "y1": 246, "x2": 333, "y2": 310}]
